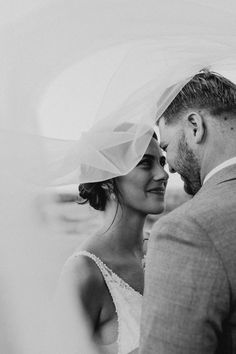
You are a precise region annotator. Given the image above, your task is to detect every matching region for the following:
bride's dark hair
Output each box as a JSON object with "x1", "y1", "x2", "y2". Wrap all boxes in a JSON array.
[{"x1": 78, "y1": 179, "x2": 121, "y2": 211}]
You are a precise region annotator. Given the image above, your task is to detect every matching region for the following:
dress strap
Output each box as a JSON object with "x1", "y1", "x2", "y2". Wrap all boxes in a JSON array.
[
  {"x1": 69, "y1": 250, "x2": 142, "y2": 297},
  {"x1": 65, "y1": 250, "x2": 125, "y2": 297},
  {"x1": 63, "y1": 250, "x2": 142, "y2": 354},
  {"x1": 68, "y1": 250, "x2": 112, "y2": 278},
  {"x1": 66, "y1": 250, "x2": 122, "y2": 352}
]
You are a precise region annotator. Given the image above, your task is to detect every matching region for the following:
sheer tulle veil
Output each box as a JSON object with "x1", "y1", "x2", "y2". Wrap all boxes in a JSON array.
[{"x1": 0, "y1": 0, "x2": 236, "y2": 353}]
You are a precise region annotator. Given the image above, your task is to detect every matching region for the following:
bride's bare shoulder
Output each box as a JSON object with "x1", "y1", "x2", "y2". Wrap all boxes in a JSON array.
[
  {"x1": 62, "y1": 250, "x2": 105, "y2": 294},
  {"x1": 59, "y1": 251, "x2": 106, "y2": 325}
]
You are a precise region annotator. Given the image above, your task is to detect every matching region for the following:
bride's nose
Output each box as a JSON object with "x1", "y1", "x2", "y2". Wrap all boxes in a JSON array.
[{"x1": 153, "y1": 166, "x2": 169, "y2": 182}]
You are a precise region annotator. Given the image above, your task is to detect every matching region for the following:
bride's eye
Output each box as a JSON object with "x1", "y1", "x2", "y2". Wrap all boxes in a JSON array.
[
  {"x1": 138, "y1": 158, "x2": 152, "y2": 168},
  {"x1": 160, "y1": 156, "x2": 166, "y2": 167}
]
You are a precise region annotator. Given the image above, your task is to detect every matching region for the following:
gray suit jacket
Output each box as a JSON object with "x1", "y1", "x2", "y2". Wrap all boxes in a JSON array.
[{"x1": 140, "y1": 165, "x2": 236, "y2": 354}]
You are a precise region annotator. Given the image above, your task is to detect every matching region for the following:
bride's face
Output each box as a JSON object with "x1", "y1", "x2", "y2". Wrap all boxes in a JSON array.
[{"x1": 116, "y1": 138, "x2": 168, "y2": 215}]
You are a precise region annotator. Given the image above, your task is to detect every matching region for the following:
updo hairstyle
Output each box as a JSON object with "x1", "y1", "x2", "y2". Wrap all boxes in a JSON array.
[{"x1": 78, "y1": 179, "x2": 120, "y2": 211}]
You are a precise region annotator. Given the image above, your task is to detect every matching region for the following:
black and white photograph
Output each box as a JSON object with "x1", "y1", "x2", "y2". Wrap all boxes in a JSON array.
[{"x1": 0, "y1": 1, "x2": 236, "y2": 353}]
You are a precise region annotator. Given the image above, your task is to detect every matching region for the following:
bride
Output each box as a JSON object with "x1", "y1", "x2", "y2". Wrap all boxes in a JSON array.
[{"x1": 56, "y1": 131, "x2": 168, "y2": 354}]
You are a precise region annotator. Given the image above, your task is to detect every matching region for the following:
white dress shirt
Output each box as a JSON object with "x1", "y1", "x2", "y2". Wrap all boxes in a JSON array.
[{"x1": 203, "y1": 157, "x2": 236, "y2": 184}]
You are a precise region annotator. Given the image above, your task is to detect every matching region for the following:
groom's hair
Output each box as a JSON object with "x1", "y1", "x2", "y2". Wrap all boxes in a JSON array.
[{"x1": 162, "y1": 69, "x2": 236, "y2": 123}]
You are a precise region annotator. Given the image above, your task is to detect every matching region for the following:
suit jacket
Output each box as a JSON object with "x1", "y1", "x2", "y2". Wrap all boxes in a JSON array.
[{"x1": 140, "y1": 164, "x2": 236, "y2": 354}]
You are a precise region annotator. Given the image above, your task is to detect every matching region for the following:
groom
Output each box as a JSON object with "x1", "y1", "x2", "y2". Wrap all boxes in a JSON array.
[{"x1": 140, "y1": 70, "x2": 236, "y2": 353}]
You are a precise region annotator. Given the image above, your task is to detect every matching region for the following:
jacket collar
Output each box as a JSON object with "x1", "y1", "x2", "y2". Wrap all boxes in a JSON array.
[
  {"x1": 203, "y1": 157, "x2": 236, "y2": 185},
  {"x1": 200, "y1": 163, "x2": 236, "y2": 193}
]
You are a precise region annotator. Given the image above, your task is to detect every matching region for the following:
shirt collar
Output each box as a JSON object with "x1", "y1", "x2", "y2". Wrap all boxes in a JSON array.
[{"x1": 203, "y1": 157, "x2": 236, "y2": 185}]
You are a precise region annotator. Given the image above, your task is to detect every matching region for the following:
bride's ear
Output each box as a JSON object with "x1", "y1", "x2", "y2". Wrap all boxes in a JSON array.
[{"x1": 186, "y1": 111, "x2": 205, "y2": 144}]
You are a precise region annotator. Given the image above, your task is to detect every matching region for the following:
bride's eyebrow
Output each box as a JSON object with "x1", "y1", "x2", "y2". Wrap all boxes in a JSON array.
[{"x1": 141, "y1": 154, "x2": 155, "y2": 159}]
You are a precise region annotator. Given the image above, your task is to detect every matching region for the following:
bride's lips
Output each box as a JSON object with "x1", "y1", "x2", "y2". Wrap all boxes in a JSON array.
[{"x1": 147, "y1": 187, "x2": 166, "y2": 195}]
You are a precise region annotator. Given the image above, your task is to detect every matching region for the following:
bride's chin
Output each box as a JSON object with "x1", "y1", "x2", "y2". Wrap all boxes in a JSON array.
[{"x1": 149, "y1": 203, "x2": 165, "y2": 215}]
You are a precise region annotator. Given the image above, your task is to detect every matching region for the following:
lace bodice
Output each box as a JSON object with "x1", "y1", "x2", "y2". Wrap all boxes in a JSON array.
[{"x1": 65, "y1": 250, "x2": 142, "y2": 354}]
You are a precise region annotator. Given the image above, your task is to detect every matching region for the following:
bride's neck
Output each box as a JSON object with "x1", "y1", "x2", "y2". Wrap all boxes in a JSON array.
[{"x1": 97, "y1": 201, "x2": 146, "y2": 255}]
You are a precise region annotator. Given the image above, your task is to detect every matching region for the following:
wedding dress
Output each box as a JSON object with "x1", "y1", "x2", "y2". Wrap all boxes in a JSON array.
[{"x1": 64, "y1": 251, "x2": 142, "y2": 354}]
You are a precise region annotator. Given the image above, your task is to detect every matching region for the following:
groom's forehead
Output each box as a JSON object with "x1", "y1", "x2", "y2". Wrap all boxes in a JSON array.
[
  {"x1": 158, "y1": 116, "x2": 180, "y2": 133},
  {"x1": 158, "y1": 118, "x2": 180, "y2": 145},
  {"x1": 158, "y1": 117, "x2": 168, "y2": 134},
  {"x1": 158, "y1": 122, "x2": 169, "y2": 149}
]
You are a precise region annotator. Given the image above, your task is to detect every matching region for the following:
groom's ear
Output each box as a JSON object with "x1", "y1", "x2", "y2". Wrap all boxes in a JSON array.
[{"x1": 186, "y1": 111, "x2": 205, "y2": 144}]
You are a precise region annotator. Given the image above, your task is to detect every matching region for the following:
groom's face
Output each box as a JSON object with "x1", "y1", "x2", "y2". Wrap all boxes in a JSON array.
[{"x1": 158, "y1": 117, "x2": 201, "y2": 195}]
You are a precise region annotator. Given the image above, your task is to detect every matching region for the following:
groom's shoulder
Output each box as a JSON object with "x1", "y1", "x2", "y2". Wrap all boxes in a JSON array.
[
  {"x1": 150, "y1": 183, "x2": 236, "y2": 296},
  {"x1": 158, "y1": 191, "x2": 204, "y2": 223},
  {"x1": 152, "y1": 196, "x2": 203, "y2": 237},
  {"x1": 157, "y1": 180, "x2": 236, "y2": 228},
  {"x1": 151, "y1": 182, "x2": 236, "y2": 250}
]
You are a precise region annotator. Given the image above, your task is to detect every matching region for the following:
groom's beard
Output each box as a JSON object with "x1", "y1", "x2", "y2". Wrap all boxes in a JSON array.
[{"x1": 176, "y1": 135, "x2": 201, "y2": 196}]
